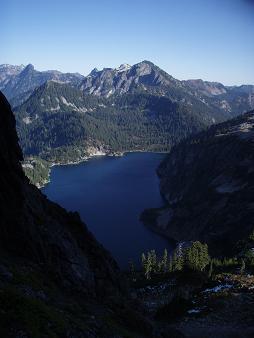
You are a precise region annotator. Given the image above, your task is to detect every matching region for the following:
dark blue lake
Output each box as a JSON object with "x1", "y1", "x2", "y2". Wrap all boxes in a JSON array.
[{"x1": 42, "y1": 152, "x2": 172, "y2": 269}]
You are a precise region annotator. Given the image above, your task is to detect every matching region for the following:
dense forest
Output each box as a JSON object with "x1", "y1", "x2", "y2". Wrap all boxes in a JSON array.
[{"x1": 15, "y1": 81, "x2": 225, "y2": 163}]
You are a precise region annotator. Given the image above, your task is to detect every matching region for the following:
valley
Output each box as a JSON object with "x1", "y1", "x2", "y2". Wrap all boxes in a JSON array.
[
  {"x1": 1, "y1": 61, "x2": 253, "y2": 187},
  {"x1": 1, "y1": 60, "x2": 254, "y2": 337},
  {"x1": 2, "y1": 0, "x2": 254, "y2": 335}
]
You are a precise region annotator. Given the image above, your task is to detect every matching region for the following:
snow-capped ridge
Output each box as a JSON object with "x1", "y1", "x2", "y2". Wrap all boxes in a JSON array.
[{"x1": 115, "y1": 64, "x2": 131, "y2": 73}]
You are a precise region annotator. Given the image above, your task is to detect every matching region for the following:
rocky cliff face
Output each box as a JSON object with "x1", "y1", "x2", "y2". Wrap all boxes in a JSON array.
[
  {"x1": 80, "y1": 61, "x2": 189, "y2": 98},
  {"x1": 0, "y1": 64, "x2": 24, "y2": 90},
  {"x1": 0, "y1": 92, "x2": 155, "y2": 337},
  {"x1": 80, "y1": 61, "x2": 254, "y2": 116},
  {"x1": 143, "y1": 111, "x2": 254, "y2": 256},
  {"x1": 0, "y1": 91, "x2": 121, "y2": 294}
]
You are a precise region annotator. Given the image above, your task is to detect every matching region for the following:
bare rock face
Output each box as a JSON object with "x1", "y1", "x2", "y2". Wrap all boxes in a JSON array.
[
  {"x1": 80, "y1": 61, "x2": 254, "y2": 117},
  {"x1": 183, "y1": 79, "x2": 227, "y2": 96},
  {"x1": 80, "y1": 60, "x2": 182, "y2": 97},
  {"x1": 0, "y1": 64, "x2": 24, "y2": 90},
  {"x1": 144, "y1": 111, "x2": 254, "y2": 256}
]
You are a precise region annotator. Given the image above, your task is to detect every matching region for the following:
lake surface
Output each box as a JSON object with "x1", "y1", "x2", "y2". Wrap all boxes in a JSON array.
[{"x1": 42, "y1": 152, "x2": 172, "y2": 268}]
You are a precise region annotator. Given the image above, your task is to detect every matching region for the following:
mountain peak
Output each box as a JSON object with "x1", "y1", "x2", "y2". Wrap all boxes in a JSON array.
[
  {"x1": 22, "y1": 63, "x2": 35, "y2": 73},
  {"x1": 115, "y1": 64, "x2": 131, "y2": 72},
  {"x1": 139, "y1": 60, "x2": 156, "y2": 67},
  {"x1": 88, "y1": 68, "x2": 99, "y2": 77}
]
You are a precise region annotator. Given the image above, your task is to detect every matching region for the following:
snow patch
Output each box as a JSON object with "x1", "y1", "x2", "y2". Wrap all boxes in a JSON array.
[
  {"x1": 115, "y1": 64, "x2": 131, "y2": 73},
  {"x1": 188, "y1": 309, "x2": 201, "y2": 314},
  {"x1": 203, "y1": 284, "x2": 233, "y2": 293},
  {"x1": 60, "y1": 96, "x2": 86, "y2": 112},
  {"x1": 22, "y1": 163, "x2": 33, "y2": 169},
  {"x1": 47, "y1": 104, "x2": 60, "y2": 112},
  {"x1": 23, "y1": 116, "x2": 32, "y2": 125},
  {"x1": 60, "y1": 96, "x2": 77, "y2": 108},
  {"x1": 106, "y1": 89, "x2": 114, "y2": 98}
]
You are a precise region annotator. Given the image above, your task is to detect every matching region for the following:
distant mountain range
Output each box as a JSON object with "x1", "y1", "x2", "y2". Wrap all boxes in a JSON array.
[
  {"x1": 80, "y1": 60, "x2": 254, "y2": 116},
  {"x1": 1, "y1": 61, "x2": 254, "y2": 167},
  {"x1": 2, "y1": 61, "x2": 254, "y2": 112},
  {"x1": 0, "y1": 64, "x2": 84, "y2": 107},
  {"x1": 1, "y1": 71, "x2": 254, "y2": 338},
  {"x1": 16, "y1": 80, "x2": 216, "y2": 162}
]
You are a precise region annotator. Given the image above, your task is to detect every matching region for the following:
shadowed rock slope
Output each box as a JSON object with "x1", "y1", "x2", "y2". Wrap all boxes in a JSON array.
[
  {"x1": 0, "y1": 91, "x2": 157, "y2": 337},
  {"x1": 142, "y1": 111, "x2": 254, "y2": 256}
]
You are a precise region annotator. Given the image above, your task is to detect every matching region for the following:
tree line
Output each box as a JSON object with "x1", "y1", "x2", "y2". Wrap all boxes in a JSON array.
[
  {"x1": 140, "y1": 241, "x2": 210, "y2": 280},
  {"x1": 135, "y1": 240, "x2": 254, "y2": 280}
]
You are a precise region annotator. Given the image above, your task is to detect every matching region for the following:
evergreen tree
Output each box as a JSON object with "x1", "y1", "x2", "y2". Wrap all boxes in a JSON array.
[
  {"x1": 208, "y1": 260, "x2": 213, "y2": 279},
  {"x1": 141, "y1": 253, "x2": 146, "y2": 269},
  {"x1": 161, "y1": 248, "x2": 168, "y2": 273},
  {"x1": 150, "y1": 250, "x2": 157, "y2": 273},
  {"x1": 168, "y1": 255, "x2": 173, "y2": 273},
  {"x1": 144, "y1": 253, "x2": 153, "y2": 279},
  {"x1": 249, "y1": 230, "x2": 254, "y2": 241},
  {"x1": 185, "y1": 241, "x2": 210, "y2": 271},
  {"x1": 141, "y1": 251, "x2": 153, "y2": 279},
  {"x1": 173, "y1": 251, "x2": 184, "y2": 271},
  {"x1": 240, "y1": 258, "x2": 245, "y2": 275}
]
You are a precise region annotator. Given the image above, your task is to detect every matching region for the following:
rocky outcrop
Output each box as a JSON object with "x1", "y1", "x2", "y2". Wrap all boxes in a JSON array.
[
  {"x1": 80, "y1": 60, "x2": 254, "y2": 116},
  {"x1": 183, "y1": 79, "x2": 228, "y2": 97},
  {"x1": 0, "y1": 64, "x2": 24, "y2": 90},
  {"x1": 80, "y1": 61, "x2": 182, "y2": 97},
  {"x1": 143, "y1": 111, "x2": 254, "y2": 256}
]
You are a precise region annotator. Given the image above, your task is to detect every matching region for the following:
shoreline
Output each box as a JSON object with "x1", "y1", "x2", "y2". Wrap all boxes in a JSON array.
[
  {"x1": 38, "y1": 148, "x2": 178, "y2": 253},
  {"x1": 39, "y1": 149, "x2": 168, "y2": 189},
  {"x1": 142, "y1": 216, "x2": 177, "y2": 248},
  {"x1": 39, "y1": 151, "x2": 123, "y2": 188}
]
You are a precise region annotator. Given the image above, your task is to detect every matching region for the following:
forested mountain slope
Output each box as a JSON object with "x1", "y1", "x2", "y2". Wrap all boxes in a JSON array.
[
  {"x1": 3, "y1": 60, "x2": 253, "y2": 186},
  {"x1": 15, "y1": 80, "x2": 229, "y2": 162}
]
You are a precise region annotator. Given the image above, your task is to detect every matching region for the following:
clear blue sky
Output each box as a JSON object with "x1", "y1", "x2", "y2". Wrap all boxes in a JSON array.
[{"x1": 1, "y1": 0, "x2": 254, "y2": 85}]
